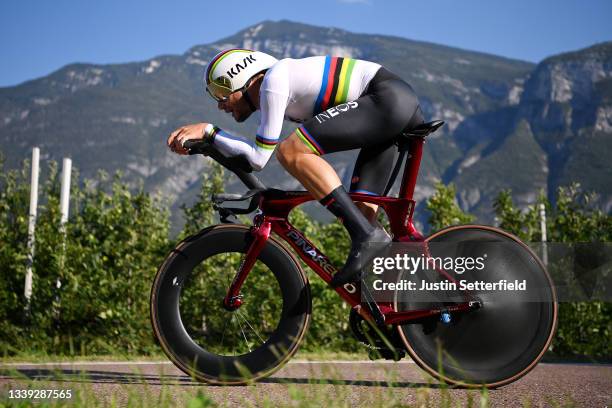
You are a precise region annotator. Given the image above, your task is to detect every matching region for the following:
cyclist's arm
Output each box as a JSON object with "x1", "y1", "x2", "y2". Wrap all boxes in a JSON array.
[{"x1": 211, "y1": 73, "x2": 289, "y2": 171}]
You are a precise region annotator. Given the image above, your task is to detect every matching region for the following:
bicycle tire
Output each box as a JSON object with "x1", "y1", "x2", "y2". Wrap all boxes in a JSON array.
[
  {"x1": 151, "y1": 224, "x2": 311, "y2": 385},
  {"x1": 395, "y1": 225, "x2": 557, "y2": 388}
]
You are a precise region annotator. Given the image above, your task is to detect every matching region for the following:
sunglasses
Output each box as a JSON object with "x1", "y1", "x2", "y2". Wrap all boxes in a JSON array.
[
  {"x1": 206, "y1": 75, "x2": 257, "y2": 103},
  {"x1": 206, "y1": 78, "x2": 245, "y2": 102}
]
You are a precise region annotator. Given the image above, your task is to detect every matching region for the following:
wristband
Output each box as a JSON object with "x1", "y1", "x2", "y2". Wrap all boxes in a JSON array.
[{"x1": 203, "y1": 123, "x2": 214, "y2": 139}]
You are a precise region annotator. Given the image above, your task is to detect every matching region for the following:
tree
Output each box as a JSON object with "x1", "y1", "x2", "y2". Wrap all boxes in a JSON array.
[
  {"x1": 493, "y1": 183, "x2": 611, "y2": 360},
  {"x1": 426, "y1": 182, "x2": 474, "y2": 232}
]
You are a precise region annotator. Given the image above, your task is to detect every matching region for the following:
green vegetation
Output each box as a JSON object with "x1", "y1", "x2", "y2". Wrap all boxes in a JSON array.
[
  {"x1": 428, "y1": 181, "x2": 610, "y2": 360},
  {"x1": 426, "y1": 182, "x2": 475, "y2": 231},
  {"x1": 0, "y1": 154, "x2": 609, "y2": 360},
  {"x1": 0, "y1": 154, "x2": 171, "y2": 356},
  {"x1": 493, "y1": 185, "x2": 611, "y2": 360}
]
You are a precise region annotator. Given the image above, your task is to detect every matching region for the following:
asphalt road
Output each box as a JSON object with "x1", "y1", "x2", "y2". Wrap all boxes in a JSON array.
[{"x1": 1, "y1": 360, "x2": 610, "y2": 407}]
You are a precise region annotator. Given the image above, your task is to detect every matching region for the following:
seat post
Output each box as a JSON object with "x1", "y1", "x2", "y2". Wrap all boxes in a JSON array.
[{"x1": 398, "y1": 137, "x2": 425, "y2": 200}]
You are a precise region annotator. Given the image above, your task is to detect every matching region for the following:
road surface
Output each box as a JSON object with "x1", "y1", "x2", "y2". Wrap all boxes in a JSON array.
[{"x1": 1, "y1": 360, "x2": 610, "y2": 406}]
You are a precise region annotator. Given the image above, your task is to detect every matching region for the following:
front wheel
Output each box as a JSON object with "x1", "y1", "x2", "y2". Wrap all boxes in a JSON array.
[
  {"x1": 395, "y1": 225, "x2": 557, "y2": 388},
  {"x1": 151, "y1": 225, "x2": 311, "y2": 384}
]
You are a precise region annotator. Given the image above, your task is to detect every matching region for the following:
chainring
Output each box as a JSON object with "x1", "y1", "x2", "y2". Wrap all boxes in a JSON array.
[{"x1": 348, "y1": 308, "x2": 406, "y2": 361}]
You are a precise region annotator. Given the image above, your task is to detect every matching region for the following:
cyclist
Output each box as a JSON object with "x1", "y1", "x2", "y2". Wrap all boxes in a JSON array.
[{"x1": 167, "y1": 48, "x2": 424, "y2": 287}]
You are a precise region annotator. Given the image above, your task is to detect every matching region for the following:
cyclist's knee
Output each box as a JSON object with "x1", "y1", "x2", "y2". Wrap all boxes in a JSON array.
[
  {"x1": 276, "y1": 133, "x2": 311, "y2": 169},
  {"x1": 276, "y1": 140, "x2": 292, "y2": 168}
]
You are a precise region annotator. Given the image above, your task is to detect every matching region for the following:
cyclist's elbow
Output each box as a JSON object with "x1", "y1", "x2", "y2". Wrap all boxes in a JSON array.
[{"x1": 250, "y1": 154, "x2": 269, "y2": 172}]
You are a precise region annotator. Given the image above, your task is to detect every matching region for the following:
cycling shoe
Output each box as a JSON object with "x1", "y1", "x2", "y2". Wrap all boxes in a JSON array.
[{"x1": 331, "y1": 228, "x2": 391, "y2": 287}]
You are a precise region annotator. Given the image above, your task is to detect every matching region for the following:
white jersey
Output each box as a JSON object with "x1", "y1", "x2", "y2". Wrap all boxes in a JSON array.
[{"x1": 212, "y1": 56, "x2": 381, "y2": 170}]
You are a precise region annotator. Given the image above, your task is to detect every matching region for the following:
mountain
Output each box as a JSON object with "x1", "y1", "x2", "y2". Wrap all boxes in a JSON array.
[
  {"x1": 0, "y1": 20, "x2": 609, "y2": 231},
  {"x1": 449, "y1": 42, "x2": 612, "y2": 216}
]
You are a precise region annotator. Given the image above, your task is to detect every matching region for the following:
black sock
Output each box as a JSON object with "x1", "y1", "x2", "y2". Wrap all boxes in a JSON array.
[{"x1": 319, "y1": 186, "x2": 374, "y2": 242}]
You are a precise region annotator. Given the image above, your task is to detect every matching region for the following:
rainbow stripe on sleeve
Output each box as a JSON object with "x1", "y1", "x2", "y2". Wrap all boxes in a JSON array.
[
  {"x1": 255, "y1": 134, "x2": 278, "y2": 150},
  {"x1": 313, "y1": 56, "x2": 357, "y2": 115}
]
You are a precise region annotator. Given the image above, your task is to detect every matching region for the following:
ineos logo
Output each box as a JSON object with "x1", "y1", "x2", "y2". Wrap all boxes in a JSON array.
[
  {"x1": 315, "y1": 101, "x2": 359, "y2": 124},
  {"x1": 226, "y1": 54, "x2": 257, "y2": 79}
]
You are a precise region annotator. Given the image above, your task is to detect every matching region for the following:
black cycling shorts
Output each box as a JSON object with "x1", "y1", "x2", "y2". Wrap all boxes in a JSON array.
[{"x1": 295, "y1": 67, "x2": 424, "y2": 195}]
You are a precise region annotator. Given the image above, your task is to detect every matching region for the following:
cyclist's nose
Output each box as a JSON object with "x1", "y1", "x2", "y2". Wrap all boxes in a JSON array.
[{"x1": 218, "y1": 100, "x2": 231, "y2": 113}]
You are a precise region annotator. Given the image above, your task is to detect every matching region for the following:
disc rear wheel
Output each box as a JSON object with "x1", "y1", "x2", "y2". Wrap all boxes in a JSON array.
[{"x1": 395, "y1": 225, "x2": 557, "y2": 388}]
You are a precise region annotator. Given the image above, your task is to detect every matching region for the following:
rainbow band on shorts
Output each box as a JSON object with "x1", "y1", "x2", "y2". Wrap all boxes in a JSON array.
[{"x1": 295, "y1": 126, "x2": 324, "y2": 155}]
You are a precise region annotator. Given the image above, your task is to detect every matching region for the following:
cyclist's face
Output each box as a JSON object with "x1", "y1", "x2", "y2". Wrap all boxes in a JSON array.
[{"x1": 217, "y1": 91, "x2": 253, "y2": 123}]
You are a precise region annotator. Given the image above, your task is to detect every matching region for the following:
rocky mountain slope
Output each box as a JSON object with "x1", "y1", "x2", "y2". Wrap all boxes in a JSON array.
[
  {"x1": 450, "y1": 42, "x2": 612, "y2": 216},
  {"x1": 0, "y1": 20, "x2": 609, "y2": 230}
]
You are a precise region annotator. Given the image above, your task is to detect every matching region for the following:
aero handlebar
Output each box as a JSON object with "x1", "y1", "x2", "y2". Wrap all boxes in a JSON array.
[{"x1": 183, "y1": 139, "x2": 266, "y2": 190}]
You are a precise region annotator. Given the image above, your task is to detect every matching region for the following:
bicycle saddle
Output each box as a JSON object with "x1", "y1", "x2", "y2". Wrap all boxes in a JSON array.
[{"x1": 401, "y1": 120, "x2": 445, "y2": 138}]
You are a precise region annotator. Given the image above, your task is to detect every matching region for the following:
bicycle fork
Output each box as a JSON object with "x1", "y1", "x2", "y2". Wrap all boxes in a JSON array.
[{"x1": 222, "y1": 221, "x2": 271, "y2": 311}]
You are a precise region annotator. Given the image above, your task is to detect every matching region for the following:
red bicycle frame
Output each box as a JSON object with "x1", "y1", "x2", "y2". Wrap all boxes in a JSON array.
[{"x1": 222, "y1": 136, "x2": 476, "y2": 324}]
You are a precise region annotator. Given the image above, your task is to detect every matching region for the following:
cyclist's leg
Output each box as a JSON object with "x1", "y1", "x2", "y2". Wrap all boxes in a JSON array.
[
  {"x1": 277, "y1": 70, "x2": 421, "y2": 285},
  {"x1": 351, "y1": 143, "x2": 397, "y2": 223},
  {"x1": 349, "y1": 97, "x2": 424, "y2": 221},
  {"x1": 277, "y1": 82, "x2": 416, "y2": 196},
  {"x1": 276, "y1": 135, "x2": 342, "y2": 198},
  {"x1": 278, "y1": 134, "x2": 388, "y2": 287}
]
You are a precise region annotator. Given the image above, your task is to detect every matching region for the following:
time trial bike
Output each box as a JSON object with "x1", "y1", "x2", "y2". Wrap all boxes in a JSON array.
[{"x1": 150, "y1": 120, "x2": 557, "y2": 388}]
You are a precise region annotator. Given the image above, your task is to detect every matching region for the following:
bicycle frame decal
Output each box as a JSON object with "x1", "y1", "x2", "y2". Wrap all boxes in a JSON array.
[{"x1": 286, "y1": 229, "x2": 336, "y2": 274}]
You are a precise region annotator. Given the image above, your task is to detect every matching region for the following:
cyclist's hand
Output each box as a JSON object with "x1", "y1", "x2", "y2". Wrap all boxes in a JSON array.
[{"x1": 167, "y1": 123, "x2": 210, "y2": 155}]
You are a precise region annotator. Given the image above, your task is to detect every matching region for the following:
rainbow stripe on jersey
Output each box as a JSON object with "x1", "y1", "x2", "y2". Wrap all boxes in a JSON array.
[
  {"x1": 255, "y1": 134, "x2": 278, "y2": 150},
  {"x1": 313, "y1": 56, "x2": 357, "y2": 115}
]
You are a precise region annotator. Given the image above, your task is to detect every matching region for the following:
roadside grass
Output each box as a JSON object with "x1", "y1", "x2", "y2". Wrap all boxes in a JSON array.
[
  {"x1": 0, "y1": 352, "x2": 168, "y2": 364},
  {"x1": 0, "y1": 350, "x2": 368, "y2": 364},
  {"x1": 0, "y1": 364, "x2": 490, "y2": 408},
  {"x1": 0, "y1": 360, "x2": 581, "y2": 408}
]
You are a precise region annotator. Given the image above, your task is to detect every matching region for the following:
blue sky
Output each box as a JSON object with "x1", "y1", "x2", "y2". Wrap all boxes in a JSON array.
[{"x1": 1, "y1": 0, "x2": 611, "y2": 87}]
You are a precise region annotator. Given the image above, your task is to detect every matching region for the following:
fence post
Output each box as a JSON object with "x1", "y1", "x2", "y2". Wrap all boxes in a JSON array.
[
  {"x1": 58, "y1": 157, "x2": 72, "y2": 282},
  {"x1": 24, "y1": 147, "x2": 40, "y2": 312},
  {"x1": 539, "y1": 203, "x2": 548, "y2": 266},
  {"x1": 54, "y1": 158, "x2": 71, "y2": 320}
]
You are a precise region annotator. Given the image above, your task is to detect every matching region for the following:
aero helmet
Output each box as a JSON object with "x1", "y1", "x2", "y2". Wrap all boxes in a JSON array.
[{"x1": 205, "y1": 49, "x2": 278, "y2": 101}]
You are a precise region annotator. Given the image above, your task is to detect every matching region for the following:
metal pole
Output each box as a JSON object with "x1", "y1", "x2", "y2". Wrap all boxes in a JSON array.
[
  {"x1": 60, "y1": 158, "x2": 72, "y2": 226},
  {"x1": 54, "y1": 158, "x2": 71, "y2": 317},
  {"x1": 24, "y1": 147, "x2": 40, "y2": 307},
  {"x1": 539, "y1": 203, "x2": 548, "y2": 266}
]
